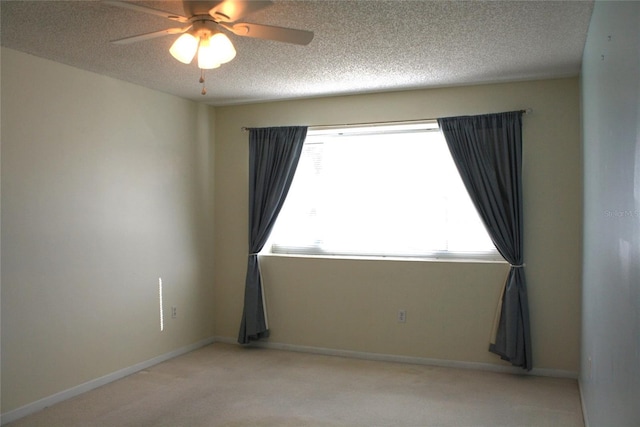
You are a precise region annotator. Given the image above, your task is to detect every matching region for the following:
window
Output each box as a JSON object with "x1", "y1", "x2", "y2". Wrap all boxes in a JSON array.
[{"x1": 266, "y1": 122, "x2": 502, "y2": 260}]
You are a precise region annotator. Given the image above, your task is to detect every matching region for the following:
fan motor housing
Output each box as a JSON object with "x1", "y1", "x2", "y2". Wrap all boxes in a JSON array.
[{"x1": 191, "y1": 18, "x2": 221, "y2": 37}]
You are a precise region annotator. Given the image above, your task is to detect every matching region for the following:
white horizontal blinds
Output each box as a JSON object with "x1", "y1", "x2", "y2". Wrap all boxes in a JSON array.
[{"x1": 267, "y1": 122, "x2": 499, "y2": 259}]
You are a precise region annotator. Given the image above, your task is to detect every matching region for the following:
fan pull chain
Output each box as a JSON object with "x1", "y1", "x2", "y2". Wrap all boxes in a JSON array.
[{"x1": 199, "y1": 69, "x2": 207, "y2": 95}]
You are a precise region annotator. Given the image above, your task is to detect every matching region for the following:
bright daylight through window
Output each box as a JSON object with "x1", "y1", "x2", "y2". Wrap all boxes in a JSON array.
[{"x1": 266, "y1": 122, "x2": 501, "y2": 260}]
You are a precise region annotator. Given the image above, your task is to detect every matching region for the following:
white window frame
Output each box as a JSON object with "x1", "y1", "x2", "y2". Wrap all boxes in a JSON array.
[{"x1": 265, "y1": 121, "x2": 504, "y2": 262}]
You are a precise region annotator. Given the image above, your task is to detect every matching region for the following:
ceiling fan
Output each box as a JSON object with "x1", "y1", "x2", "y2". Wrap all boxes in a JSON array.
[{"x1": 104, "y1": 0, "x2": 314, "y2": 94}]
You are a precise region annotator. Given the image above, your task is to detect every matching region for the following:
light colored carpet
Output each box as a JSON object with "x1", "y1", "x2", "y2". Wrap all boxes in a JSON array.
[{"x1": 6, "y1": 343, "x2": 584, "y2": 427}]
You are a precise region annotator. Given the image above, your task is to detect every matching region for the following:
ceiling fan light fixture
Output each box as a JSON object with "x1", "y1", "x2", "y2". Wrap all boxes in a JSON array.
[
  {"x1": 169, "y1": 33, "x2": 199, "y2": 64},
  {"x1": 208, "y1": 33, "x2": 236, "y2": 64},
  {"x1": 197, "y1": 37, "x2": 222, "y2": 69},
  {"x1": 197, "y1": 32, "x2": 236, "y2": 69}
]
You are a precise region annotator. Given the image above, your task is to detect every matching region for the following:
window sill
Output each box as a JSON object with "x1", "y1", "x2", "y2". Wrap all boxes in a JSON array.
[{"x1": 259, "y1": 252, "x2": 508, "y2": 265}]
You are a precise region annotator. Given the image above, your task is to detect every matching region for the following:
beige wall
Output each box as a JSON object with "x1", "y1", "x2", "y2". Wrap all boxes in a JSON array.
[
  {"x1": 214, "y1": 78, "x2": 582, "y2": 373},
  {"x1": 1, "y1": 48, "x2": 216, "y2": 412}
]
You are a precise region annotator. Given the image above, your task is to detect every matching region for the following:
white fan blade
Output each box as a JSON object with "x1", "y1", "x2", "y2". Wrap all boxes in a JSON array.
[
  {"x1": 208, "y1": 0, "x2": 272, "y2": 23},
  {"x1": 103, "y1": 1, "x2": 189, "y2": 23},
  {"x1": 222, "y1": 22, "x2": 313, "y2": 45},
  {"x1": 111, "y1": 27, "x2": 191, "y2": 45}
]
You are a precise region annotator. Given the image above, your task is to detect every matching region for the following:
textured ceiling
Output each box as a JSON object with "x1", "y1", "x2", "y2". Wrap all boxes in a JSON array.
[{"x1": 1, "y1": 0, "x2": 594, "y2": 106}]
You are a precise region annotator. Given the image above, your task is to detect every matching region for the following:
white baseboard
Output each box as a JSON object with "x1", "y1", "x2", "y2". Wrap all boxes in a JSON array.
[
  {"x1": 578, "y1": 378, "x2": 590, "y2": 427},
  {"x1": 215, "y1": 336, "x2": 578, "y2": 379},
  {"x1": 1, "y1": 336, "x2": 216, "y2": 426}
]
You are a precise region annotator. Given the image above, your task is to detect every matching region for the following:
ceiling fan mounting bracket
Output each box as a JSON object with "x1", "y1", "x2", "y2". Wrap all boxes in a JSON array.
[
  {"x1": 189, "y1": 17, "x2": 223, "y2": 37},
  {"x1": 189, "y1": 15, "x2": 218, "y2": 24}
]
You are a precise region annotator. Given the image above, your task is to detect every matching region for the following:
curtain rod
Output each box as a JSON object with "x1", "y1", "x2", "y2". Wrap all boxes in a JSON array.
[{"x1": 241, "y1": 109, "x2": 532, "y2": 132}]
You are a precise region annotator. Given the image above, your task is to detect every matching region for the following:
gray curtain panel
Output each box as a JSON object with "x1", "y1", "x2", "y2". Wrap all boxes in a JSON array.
[
  {"x1": 438, "y1": 111, "x2": 532, "y2": 370},
  {"x1": 238, "y1": 126, "x2": 308, "y2": 344}
]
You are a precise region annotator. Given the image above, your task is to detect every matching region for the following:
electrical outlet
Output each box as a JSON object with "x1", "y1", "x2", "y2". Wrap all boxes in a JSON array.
[
  {"x1": 398, "y1": 309, "x2": 406, "y2": 323},
  {"x1": 171, "y1": 306, "x2": 177, "y2": 319}
]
